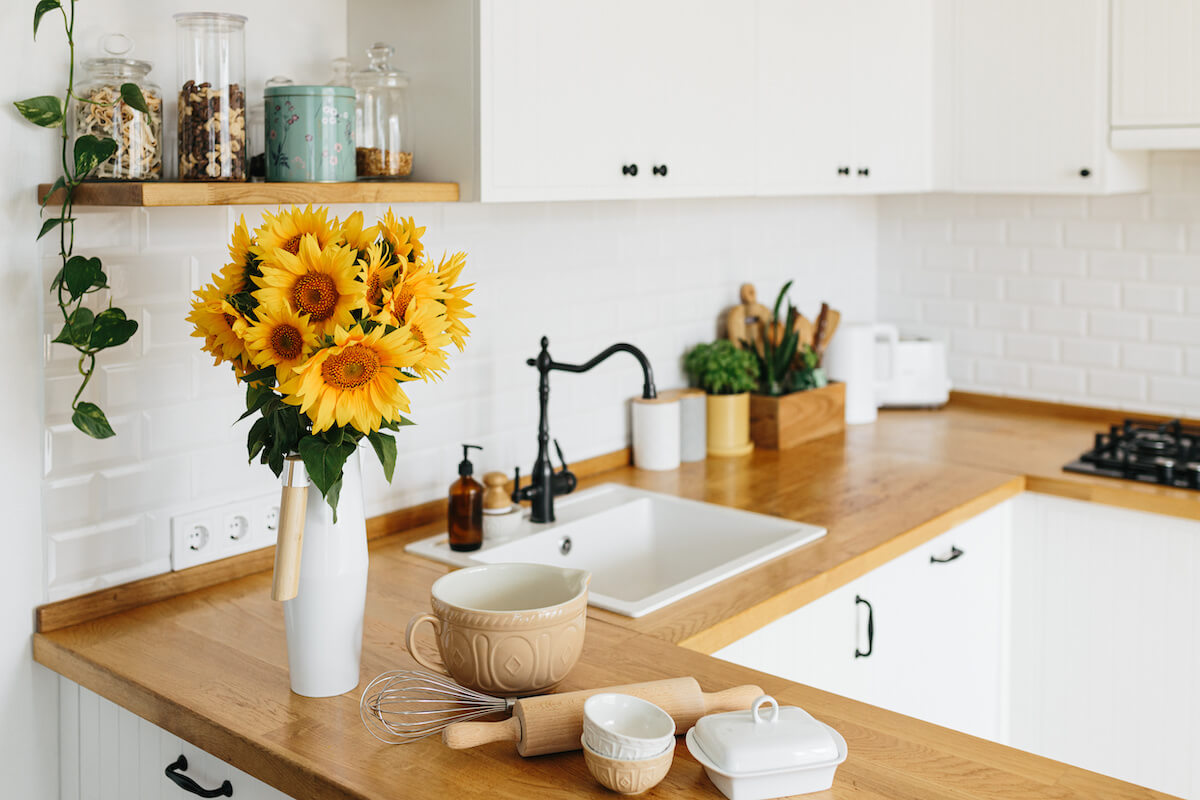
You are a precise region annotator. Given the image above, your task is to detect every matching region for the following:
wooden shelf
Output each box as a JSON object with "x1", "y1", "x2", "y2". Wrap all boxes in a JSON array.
[{"x1": 37, "y1": 180, "x2": 459, "y2": 207}]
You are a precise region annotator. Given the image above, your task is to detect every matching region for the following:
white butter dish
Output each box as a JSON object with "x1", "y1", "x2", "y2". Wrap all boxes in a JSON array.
[{"x1": 685, "y1": 695, "x2": 847, "y2": 800}]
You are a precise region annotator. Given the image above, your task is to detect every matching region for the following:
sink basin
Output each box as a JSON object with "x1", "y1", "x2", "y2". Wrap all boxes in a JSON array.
[{"x1": 405, "y1": 483, "x2": 826, "y2": 617}]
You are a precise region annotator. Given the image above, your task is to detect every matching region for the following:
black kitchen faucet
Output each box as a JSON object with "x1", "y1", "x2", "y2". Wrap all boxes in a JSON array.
[{"x1": 512, "y1": 336, "x2": 657, "y2": 523}]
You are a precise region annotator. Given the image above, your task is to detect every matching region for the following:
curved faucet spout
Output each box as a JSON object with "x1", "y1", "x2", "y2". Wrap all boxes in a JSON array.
[{"x1": 530, "y1": 338, "x2": 657, "y2": 399}]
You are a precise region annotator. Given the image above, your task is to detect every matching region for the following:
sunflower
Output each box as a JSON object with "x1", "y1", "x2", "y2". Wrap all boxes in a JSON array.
[
  {"x1": 433, "y1": 251, "x2": 474, "y2": 351},
  {"x1": 187, "y1": 285, "x2": 251, "y2": 367},
  {"x1": 376, "y1": 258, "x2": 447, "y2": 327},
  {"x1": 358, "y1": 242, "x2": 400, "y2": 317},
  {"x1": 281, "y1": 324, "x2": 420, "y2": 433},
  {"x1": 338, "y1": 210, "x2": 380, "y2": 258},
  {"x1": 241, "y1": 303, "x2": 320, "y2": 379},
  {"x1": 252, "y1": 205, "x2": 339, "y2": 268},
  {"x1": 401, "y1": 299, "x2": 453, "y2": 380},
  {"x1": 253, "y1": 234, "x2": 364, "y2": 337},
  {"x1": 378, "y1": 209, "x2": 423, "y2": 265}
]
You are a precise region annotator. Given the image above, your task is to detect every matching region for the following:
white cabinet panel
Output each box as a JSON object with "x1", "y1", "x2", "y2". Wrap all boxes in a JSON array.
[
  {"x1": 61, "y1": 679, "x2": 293, "y2": 800},
  {"x1": 1112, "y1": 0, "x2": 1200, "y2": 128},
  {"x1": 951, "y1": 0, "x2": 1146, "y2": 193}
]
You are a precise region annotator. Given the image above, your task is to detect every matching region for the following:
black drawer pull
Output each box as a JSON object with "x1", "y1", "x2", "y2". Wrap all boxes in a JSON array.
[
  {"x1": 165, "y1": 755, "x2": 233, "y2": 798},
  {"x1": 652, "y1": 164, "x2": 668, "y2": 176},
  {"x1": 930, "y1": 545, "x2": 964, "y2": 564},
  {"x1": 857, "y1": 166, "x2": 869, "y2": 176},
  {"x1": 837, "y1": 166, "x2": 850, "y2": 176},
  {"x1": 621, "y1": 163, "x2": 638, "y2": 176},
  {"x1": 854, "y1": 595, "x2": 874, "y2": 658}
]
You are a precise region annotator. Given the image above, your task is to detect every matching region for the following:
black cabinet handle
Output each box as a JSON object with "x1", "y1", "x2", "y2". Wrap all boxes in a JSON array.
[
  {"x1": 652, "y1": 164, "x2": 668, "y2": 176},
  {"x1": 857, "y1": 167, "x2": 869, "y2": 177},
  {"x1": 165, "y1": 756, "x2": 233, "y2": 798},
  {"x1": 930, "y1": 545, "x2": 964, "y2": 564},
  {"x1": 837, "y1": 166, "x2": 850, "y2": 176},
  {"x1": 622, "y1": 164, "x2": 638, "y2": 176},
  {"x1": 854, "y1": 595, "x2": 874, "y2": 658},
  {"x1": 1079, "y1": 168, "x2": 1091, "y2": 178}
]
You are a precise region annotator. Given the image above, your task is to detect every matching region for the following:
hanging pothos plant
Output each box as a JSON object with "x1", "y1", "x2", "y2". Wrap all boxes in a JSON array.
[{"x1": 16, "y1": 0, "x2": 149, "y2": 439}]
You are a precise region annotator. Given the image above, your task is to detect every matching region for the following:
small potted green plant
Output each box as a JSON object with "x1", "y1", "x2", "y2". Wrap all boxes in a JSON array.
[
  {"x1": 683, "y1": 339, "x2": 758, "y2": 457},
  {"x1": 742, "y1": 281, "x2": 845, "y2": 449}
]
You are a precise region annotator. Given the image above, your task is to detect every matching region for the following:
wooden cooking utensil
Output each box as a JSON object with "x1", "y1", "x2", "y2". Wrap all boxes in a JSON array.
[
  {"x1": 442, "y1": 676, "x2": 763, "y2": 756},
  {"x1": 271, "y1": 456, "x2": 309, "y2": 602},
  {"x1": 793, "y1": 314, "x2": 815, "y2": 348},
  {"x1": 816, "y1": 308, "x2": 842, "y2": 364},
  {"x1": 811, "y1": 303, "x2": 830, "y2": 354}
]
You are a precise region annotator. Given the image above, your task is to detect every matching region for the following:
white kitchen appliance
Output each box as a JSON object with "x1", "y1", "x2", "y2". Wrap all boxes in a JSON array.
[
  {"x1": 823, "y1": 322, "x2": 885, "y2": 425},
  {"x1": 873, "y1": 325, "x2": 950, "y2": 408}
]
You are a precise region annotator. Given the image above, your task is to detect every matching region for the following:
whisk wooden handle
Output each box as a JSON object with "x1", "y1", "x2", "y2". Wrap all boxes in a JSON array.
[{"x1": 442, "y1": 716, "x2": 521, "y2": 749}]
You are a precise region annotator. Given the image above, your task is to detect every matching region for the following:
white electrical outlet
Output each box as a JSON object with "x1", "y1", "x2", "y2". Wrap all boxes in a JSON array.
[{"x1": 170, "y1": 492, "x2": 280, "y2": 570}]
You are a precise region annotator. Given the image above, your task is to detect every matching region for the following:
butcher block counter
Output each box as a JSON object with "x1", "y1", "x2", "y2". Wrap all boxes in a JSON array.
[{"x1": 33, "y1": 395, "x2": 1194, "y2": 799}]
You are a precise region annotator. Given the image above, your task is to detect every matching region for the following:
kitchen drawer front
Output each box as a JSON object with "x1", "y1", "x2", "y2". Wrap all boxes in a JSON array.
[{"x1": 60, "y1": 678, "x2": 292, "y2": 800}]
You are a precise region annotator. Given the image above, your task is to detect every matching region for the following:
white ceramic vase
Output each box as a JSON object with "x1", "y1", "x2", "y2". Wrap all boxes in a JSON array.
[{"x1": 283, "y1": 451, "x2": 369, "y2": 697}]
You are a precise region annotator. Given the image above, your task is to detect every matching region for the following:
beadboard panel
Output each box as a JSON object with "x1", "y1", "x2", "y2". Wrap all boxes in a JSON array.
[{"x1": 878, "y1": 152, "x2": 1200, "y2": 417}]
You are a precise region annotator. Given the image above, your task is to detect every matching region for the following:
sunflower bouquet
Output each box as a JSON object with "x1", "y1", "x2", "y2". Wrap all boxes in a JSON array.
[{"x1": 188, "y1": 205, "x2": 472, "y2": 515}]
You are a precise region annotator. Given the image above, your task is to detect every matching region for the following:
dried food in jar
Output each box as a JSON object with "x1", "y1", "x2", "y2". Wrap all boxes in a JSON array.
[
  {"x1": 356, "y1": 147, "x2": 412, "y2": 178},
  {"x1": 178, "y1": 80, "x2": 246, "y2": 181},
  {"x1": 72, "y1": 85, "x2": 163, "y2": 180}
]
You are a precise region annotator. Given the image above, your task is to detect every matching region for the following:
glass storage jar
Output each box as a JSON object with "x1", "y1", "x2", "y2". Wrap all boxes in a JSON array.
[
  {"x1": 175, "y1": 12, "x2": 247, "y2": 181},
  {"x1": 351, "y1": 43, "x2": 413, "y2": 179},
  {"x1": 71, "y1": 34, "x2": 163, "y2": 180}
]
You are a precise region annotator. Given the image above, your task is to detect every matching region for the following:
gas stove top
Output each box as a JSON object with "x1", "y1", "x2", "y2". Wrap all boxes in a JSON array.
[{"x1": 1064, "y1": 418, "x2": 1200, "y2": 490}]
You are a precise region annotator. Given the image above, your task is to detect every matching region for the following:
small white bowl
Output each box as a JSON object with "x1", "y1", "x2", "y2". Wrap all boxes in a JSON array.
[
  {"x1": 583, "y1": 693, "x2": 676, "y2": 761},
  {"x1": 581, "y1": 736, "x2": 674, "y2": 795}
]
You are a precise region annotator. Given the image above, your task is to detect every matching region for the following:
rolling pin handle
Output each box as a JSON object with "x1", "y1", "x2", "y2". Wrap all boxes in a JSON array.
[
  {"x1": 442, "y1": 716, "x2": 522, "y2": 750},
  {"x1": 701, "y1": 684, "x2": 764, "y2": 715}
]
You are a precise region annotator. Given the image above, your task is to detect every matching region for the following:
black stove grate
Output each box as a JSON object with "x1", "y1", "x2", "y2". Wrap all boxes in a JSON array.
[{"x1": 1063, "y1": 418, "x2": 1200, "y2": 490}]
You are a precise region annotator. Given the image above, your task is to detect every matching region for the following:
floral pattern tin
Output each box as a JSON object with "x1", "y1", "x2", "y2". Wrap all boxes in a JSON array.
[{"x1": 264, "y1": 85, "x2": 355, "y2": 182}]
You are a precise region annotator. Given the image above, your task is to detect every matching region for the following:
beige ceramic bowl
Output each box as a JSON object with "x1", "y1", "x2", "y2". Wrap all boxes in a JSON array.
[
  {"x1": 405, "y1": 563, "x2": 590, "y2": 696},
  {"x1": 582, "y1": 737, "x2": 674, "y2": 795}
]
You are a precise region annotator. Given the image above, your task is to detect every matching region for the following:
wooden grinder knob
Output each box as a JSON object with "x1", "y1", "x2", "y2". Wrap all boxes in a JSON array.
[{"x1": 482, "y1": 471, "x2": 511, "y2": 511}]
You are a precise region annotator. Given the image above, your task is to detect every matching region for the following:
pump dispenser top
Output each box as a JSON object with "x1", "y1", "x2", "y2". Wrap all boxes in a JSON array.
[{"x1": 448, "y1": 444, "x2": 484, "y2": 551}]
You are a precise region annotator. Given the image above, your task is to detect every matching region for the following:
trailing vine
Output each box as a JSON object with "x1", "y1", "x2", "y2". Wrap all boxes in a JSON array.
[{"x1": 16, "y1": 0, "x2": 148, "y2": 438}]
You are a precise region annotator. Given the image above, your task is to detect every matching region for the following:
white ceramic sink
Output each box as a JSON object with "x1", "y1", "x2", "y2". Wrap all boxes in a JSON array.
[{"x1": 405, "y1": 483, "x2": 826, "y2": 617}]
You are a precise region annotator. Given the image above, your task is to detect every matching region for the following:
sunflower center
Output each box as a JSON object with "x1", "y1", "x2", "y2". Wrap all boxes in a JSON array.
[
  {"x1": 366, "y1": 272, "x2": 383, "y2": 308},
  {"x1": 292, "y1": 272, "x2": 338, "y2": 321},
  {"x1": 270, "y1": 324, "x2": 304, "y2": 360},
  {"x1": 321, "y1": 344, "x2": 380, "y2": 390},
  {"x1": 223, "y1": 312, "x2": 236, "y2": 328},
  {"x1": 393, "y1": 285, "x2": 415, "y2": 321},
  {"x1": 282, "y1": 234, "x2": 304, "y2": 255}
]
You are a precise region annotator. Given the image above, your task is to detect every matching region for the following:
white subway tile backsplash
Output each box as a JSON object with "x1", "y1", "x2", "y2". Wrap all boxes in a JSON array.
[
  {"x1": 1088, "y1": 371, "x2": 1148, "y2": 402},
  {"x1": 1005, "y1": 334, "x2": 1061, "y2": 362},
  {"x1": 1189, "y1": 286, "x2": 1200, "y2": 314},
  {"x1": 1122, "y1": 344, "x2": 1183, "y2": 374},
  {"x1": 1150, "y1": 316, "x2": 1200, "y2": 345},
  {"x1": 1030, "y1": 248, "x2": 1087, "y2": 277},
  {"x1": 1065, "y1": 221, "x2": 1121, "y2": 250},
  {"x1": 1007, "y1": 219, "x2": 1062, "y2": 246},
  {"x1": 1149, "y1": 254, "x2": 1200, "y2": 284},
  {"x1": 975, "y1": 359, "x2": 1028, "y2": 389},
  {"x1": 975, "y1": 246, "x2": 1029, "y2": 274},
  {"x1": 1030, "y1": 364, "x2": 1087, "y2": 395},
  {"x1": 1088, "y1": 311, "x2": 1150, "y2": 342},
  {"x1": 1061, "y1": 339, "x2": 1119, "y2": 368},
  {"x1": 954, "y1": 219, "x2": 1006, "y2": 244},
  {"x1": 1031, "y1": 197, "x2": 1088, "y2": 219},
  {"x1": 908, "y1": 272, "x2": 953, "y2": 297},
  {"x1": 1030, "y1": 307, "x2": 1087, "y2": 336},
  {"x1": 976, "y1": 303, "x2": 1028, "y2": 330},
  {"x1": 974, "y1": 196, "x2": 1031, "y2": 219},
  {"x1": 952, "y1": 274, "x2": 1003, "y2": 302},
  {"x1": 1149, "y1": 376, "x2": 1200, "y2": 409},
  {"x1": 1088, "y1": 194, "x2": 1149, "y2": 221},
  {"x1": 1123, "y1": 222, "x2": 1185, "y2": 252},
  {"x1": 1063, "y1": 279, "x2": 1120, "y2": 309},
  {"x1": 1006, "y1": 276, "x2": 1061, "y2": 305},
  {"x1": 923, "y1": 300, "x2": 973, "y2": 326},
  {"x1": 951, "y1": 329, "x2": 1003, "y2": 357},
  {"x1": 1122, "y1": 284, "x2": 1184, "y2": 313},
  {"x1": 903, "y1": 219, "x2": 953, "y2": 243},
  {"x1": 923, "y1": 244, "x2": 974, "y2": 271},
  {"x1": 1186, "y1": 349, "x2": 1200, "y2": 377},
  {"x1": 1088, "y1": 252, "x2": 1147, "y2": 281}
]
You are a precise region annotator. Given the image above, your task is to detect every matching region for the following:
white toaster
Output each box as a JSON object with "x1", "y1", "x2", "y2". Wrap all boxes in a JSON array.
[{"x1": 874, "y1": 325, "x2": 951, "y2": 408}]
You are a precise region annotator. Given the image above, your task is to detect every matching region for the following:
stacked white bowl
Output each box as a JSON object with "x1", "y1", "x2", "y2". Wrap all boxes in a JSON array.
[{"x1": 581, "y1": 693, "x2": 676, "y2": 794}]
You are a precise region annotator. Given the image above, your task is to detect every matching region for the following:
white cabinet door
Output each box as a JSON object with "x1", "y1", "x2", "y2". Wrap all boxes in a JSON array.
[
  {"x1": 714, "y1": 499, "x2": 1011, "y2": 741},
  {"x1": 1112, "y1": 0, "x2": 1200, "y2": 128},
  {"x1": 1008, "y1": 494, "x2": 1200, "y2": 800},
  {"x1": 61, "y1": 678, "x2": 293, "y2": 800},
  {"x1": 755, "y1": 0, "x2": 856, "y2": 195}
]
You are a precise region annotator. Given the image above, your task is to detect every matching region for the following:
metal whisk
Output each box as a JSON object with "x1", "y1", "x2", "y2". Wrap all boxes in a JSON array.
[{"x1": 360, "y1": 669, "x2": 516, "y2": 744}]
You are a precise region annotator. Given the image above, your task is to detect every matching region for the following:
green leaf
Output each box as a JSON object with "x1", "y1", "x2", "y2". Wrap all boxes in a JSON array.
[
  {"x1": 324, "y1": 475, "x2": 344, "y2": 523},
  {"x1": 239, "y1": 365, "x2": 276, "y2": 387},
  {"x1": 367, "y1": 431, "x2": 397, "y2": 483},
  {"x1": 40, "y1": 176, "x2": 67, "y2": 208},
  {"x1": 72, "y1": 402, "x2": 115, "y2": 439},
  {"x1": 298, "y1": 436, "x2": 356, "y2": 511},
  {"x1": 247, "y1": 416, "x2": 269, "y2": 463},
  {"x1": 89, "y1": 308, "x2": 138, "y2": 349},
  {"x1": 73, "y1": 134, "x2": 118, "y2": 178},
  {"x1": 52, "y1": 307, "x2": 94, "y2": 347},
  {"x1": 62, "y1": 256, "x2": 106, "y2": 301},
  {"x1": 33, "y1": 0, "x2": 61, "y2": 38},
  {"x1": 119, "y1": 82, "x2": 149, "y2": 114},
  {"x1": 14, "y1": 95, "x2": 62, "y2": 127},
  {"x1": 37, "y1": 216, "x2": 72, "y2": 240}
]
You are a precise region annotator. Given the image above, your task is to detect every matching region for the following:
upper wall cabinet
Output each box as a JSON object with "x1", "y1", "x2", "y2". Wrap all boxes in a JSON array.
[
  {"x1": 1111, "y1": 0, "x2": 1200, "y2": 148},
  {"x1": 756, "y1": 0, "x2": 934, "y2": 196},
  {"x1": 949, "y1": 0, "x2": 1147, "y2": 194}
]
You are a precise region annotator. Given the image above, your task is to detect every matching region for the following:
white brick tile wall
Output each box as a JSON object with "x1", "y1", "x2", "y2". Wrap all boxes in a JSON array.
[
  {"x1": 878, "y1": 152, "x2": 1200, "y2": 416},
  {"x1": 44, "y1": 195, "x2": 878, "y2": 597}
]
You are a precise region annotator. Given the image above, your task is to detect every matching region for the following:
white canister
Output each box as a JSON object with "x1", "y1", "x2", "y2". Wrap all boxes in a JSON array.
[
  {"x1": 677, "y1": 388, "x2": 707, "y2": 462},
  {"x1": 631, "y1": 395, "x2": 681, "y2": 471},
  {"x1": 824, "y1": 322, "x2": 888, "y2": 425}
]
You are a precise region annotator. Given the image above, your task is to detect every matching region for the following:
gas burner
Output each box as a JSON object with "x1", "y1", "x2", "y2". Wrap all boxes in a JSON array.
[{"x1": 1065, "y1": 418, "x2": 1200, "y2": 490}]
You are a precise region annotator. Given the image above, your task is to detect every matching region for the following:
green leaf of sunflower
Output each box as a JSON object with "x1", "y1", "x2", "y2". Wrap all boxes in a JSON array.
[
  {"x1": 297, "y1": 436, "x2": 356, "y2": 516},
  {"x1": 72, "y1": 402, "x2": 115, "y2": 439},
  {"x1": 14, "y1": 95, "x2": 62, "y2": 127},
  {"x1": 367, "y1": 430, "x2": 397, "y2": 483}
]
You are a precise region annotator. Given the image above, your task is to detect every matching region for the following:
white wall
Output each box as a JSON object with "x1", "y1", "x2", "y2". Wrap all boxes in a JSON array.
[{"x1": 877, "y1": 152, "x2": 1200, "y2": 418}]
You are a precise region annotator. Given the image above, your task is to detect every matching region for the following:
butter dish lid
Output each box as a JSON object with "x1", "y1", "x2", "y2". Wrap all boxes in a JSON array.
[{"x1": 690, "y1": 695, "x2": 839, "y2": 775}]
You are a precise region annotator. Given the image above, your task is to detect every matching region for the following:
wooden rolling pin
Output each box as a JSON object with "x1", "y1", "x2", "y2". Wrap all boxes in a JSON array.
[{"x1": 443, "y1": 677, "x2": 762, "y2": 756}]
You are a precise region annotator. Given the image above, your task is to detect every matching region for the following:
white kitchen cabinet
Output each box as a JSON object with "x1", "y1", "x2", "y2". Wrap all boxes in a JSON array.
[
  {"x1": 59, "y1": 678, "x2": 292, "y2": 800},
  {"x1": 1111, "y1": 0, "x2": 1200, "y2": 148},
  {"x1": 1008, "y1": 494, "x2": 1200, "y2": 800},
  {"x1": 714, "y1": 500, "x2": 1011, "y2": 742},
  {"x1": 949, "y1": 0, "x2": 1147, "y2": 193},
  {"x1": 754, "y1": 0, "x2": 934, "y2": 196}
]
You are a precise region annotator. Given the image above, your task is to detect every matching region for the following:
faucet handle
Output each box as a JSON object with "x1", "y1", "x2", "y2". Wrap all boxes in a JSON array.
[{"x1": 553, "y1": 439, "x2": 569, "y2": 471}]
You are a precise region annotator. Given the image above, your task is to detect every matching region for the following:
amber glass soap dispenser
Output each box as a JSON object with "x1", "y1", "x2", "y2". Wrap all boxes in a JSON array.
[{"x1": 448, "y1": 444, "x2": 483, "y2": 551}]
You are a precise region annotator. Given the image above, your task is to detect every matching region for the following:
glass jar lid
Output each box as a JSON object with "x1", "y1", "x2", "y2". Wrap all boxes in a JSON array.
[
  {"x1": 351, "y1": 42, "x2": 409, "y2": 89},
  {"x1": 173, "y1": 12, "x2": 248, "y2": 30},
  {"x1": 83, "y1": 33, "x2": 153, "y2": 80},
  {"x1": 690, "y1": 696, "x2": 840, "y2": 775}
]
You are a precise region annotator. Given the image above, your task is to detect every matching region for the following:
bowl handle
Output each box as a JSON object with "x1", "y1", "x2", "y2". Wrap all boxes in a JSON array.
[{"x1": 404, "y1": 613, "x2": 448, "y2": 674}]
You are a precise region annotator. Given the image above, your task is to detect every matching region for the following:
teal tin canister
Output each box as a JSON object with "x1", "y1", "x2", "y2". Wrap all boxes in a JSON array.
[{"x1": 264, "y1": 85, "x2": 355, "y2": 182}]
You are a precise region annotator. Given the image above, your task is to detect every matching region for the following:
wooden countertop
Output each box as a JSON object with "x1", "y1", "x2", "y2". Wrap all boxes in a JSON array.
[{"x1": 35, "y1": 397, "x2": 1193, "y2": 799}]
